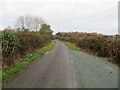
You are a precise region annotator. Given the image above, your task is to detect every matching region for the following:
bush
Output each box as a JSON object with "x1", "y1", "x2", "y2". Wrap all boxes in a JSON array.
[
  {"x1": 2, "y1": 31, "x2": 20, "y2": 65},
  {"x1": 77, "y1": 37, "x2": 120, "y2": 63},
  {"x1": 2, "y1": 31, "x2": 51, "y2": 66}
]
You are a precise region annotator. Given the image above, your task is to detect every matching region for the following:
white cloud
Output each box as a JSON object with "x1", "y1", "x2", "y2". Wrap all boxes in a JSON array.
[{"x1": 0, "y1": 0, "x2": 119, "y2": 34}]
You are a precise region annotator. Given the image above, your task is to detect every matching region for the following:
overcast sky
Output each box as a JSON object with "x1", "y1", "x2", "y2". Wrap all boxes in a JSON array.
[{"x1": 0, "y1": 0, "x2": 119, "y2": 35}]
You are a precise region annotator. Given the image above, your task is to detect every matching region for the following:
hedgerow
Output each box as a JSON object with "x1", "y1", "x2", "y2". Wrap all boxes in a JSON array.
[
  {"x1": 57, "y1": 32, "x2": 120, "y2": 64},
  {"x1": 2, "y1": 31, "x2": 51, "y2": 67}
]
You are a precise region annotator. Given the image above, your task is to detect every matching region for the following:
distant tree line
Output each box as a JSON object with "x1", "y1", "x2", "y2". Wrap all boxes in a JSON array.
[{"x1": 56, "y1": 32, "x2": 104, "y2": 37}]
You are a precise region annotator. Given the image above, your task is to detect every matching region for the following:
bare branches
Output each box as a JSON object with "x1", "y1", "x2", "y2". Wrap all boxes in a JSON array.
[{"x1": 15, "y1": 15, "x2": 45, "y2": 32}]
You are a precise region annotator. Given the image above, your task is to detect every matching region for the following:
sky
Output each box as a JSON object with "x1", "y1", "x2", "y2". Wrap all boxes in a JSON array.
[{"x1": 0, "y1": 0, "x2": 119, "y2": 35}]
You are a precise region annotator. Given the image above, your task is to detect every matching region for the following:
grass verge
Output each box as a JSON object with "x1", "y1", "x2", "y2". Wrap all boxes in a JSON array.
[
  {"x1": 2, "y1": 40, "x2": 55, "y2": 83},
  {"x1": 0, "y1": 70, "x2": 1, "y2": 90},
  {"x1": 62, "y1": 41, "x2": 80, "y2": 50}
]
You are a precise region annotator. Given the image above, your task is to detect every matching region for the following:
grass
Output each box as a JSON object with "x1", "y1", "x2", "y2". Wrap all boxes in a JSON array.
[
  {"x1": 2, "y1": 40, "x2": 55, "y2": 83},
  {"x1": 62, "y1": 41, "x2": 80, "y2": 50},
  {"x1": 0, "y1": 71, "x2": 2, "y2": 83}
]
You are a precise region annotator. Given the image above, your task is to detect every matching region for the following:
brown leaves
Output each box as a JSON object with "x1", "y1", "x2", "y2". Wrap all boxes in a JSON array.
[{"x1": 2, "y1": 31, "x2": 51, "y2": 66}]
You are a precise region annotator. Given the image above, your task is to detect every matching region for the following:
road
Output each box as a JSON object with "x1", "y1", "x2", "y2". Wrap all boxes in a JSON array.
[
  {"x1": 4, "y1": 40, "x2": 118, "y2": 88},
  {"x1": 69, "y1": 50, "x2": 118, "y2": 88},
  {"x1": 5, "y1": 40, "x2": 73, "y2": 88}
]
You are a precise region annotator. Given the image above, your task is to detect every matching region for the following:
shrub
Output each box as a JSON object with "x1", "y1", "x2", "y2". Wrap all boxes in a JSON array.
[
  {"x1": 77, "y1": 37, "x2": 120, "y2": 63},
  {"x1": 2, "y1": 31, "x2": 51, "y2": 66}
]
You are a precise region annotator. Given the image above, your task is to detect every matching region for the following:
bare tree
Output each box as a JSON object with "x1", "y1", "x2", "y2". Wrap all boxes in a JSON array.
[
  {"x1": 15, "y1": 15, "x2": 45, "y2": 32},
  {"x1": 32, "y1": 16, "x2": 45, "y2": 32},
  {"x1": 25, "y1": 15, "x2": 32, "y2": 31},
  {"x1": 16, "y1": 16, "x2": 25, "y2": 31}
]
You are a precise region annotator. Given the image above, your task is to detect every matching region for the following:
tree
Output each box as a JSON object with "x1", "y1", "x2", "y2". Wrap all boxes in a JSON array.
[
  {"x1": 39, "y1": 24, "x2": 53, "y2": 35},
  {"x1": 16, "y1": 16, "x2": 25, "y2": 31},
  {"x1": 16, "y1": 15, "x2": 45, "y2": 32},
  {"x1": 56, "y1": 32, "x2": 61, "y2": 35},
  {"x1": 3, "y1": 26, "x2": 15, "y2": 31}
]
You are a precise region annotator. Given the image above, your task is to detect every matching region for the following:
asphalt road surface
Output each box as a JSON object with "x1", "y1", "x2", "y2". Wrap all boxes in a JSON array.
[
  {"x1": 69, "y1": 50, "x2": 118, "y2": 88},
  {"x1": 4, "y1": 40, "x2": 118, "y2": 88}
]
